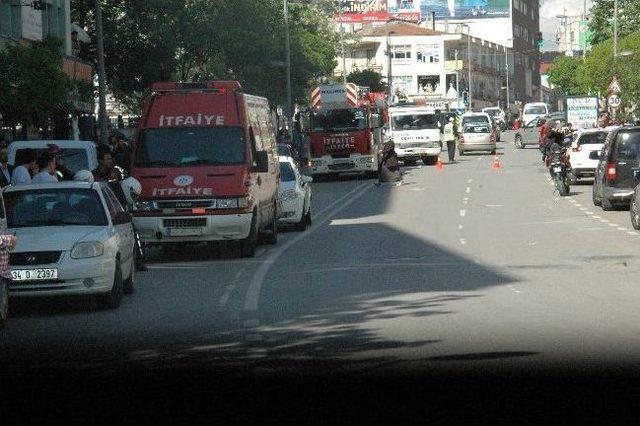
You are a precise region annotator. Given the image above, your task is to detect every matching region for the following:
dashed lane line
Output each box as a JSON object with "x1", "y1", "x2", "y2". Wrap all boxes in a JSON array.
[{"x1": 460, "y1": 209, "x2": 467, "y2": 217}]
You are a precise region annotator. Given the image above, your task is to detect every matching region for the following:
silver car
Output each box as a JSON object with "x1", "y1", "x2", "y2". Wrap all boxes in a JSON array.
[
  {"x1": 458, "y1": 113, "x2": 497, "y2": 155},
  {"x1": 4, "y1": 182, "x2": 136, "y2": 309}
]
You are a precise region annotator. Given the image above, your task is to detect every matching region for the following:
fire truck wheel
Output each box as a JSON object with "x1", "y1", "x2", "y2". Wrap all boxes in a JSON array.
[{"x1": 240, "y1": 212, "x2": 258, "y2": 257}]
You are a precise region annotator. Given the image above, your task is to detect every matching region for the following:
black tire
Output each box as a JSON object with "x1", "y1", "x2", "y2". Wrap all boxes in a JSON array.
[
  {"x1": 555, "y1": 177, "x2": 569, "y2": 196},
  {"x1": 295, "y1": 207, "x2": 308, "y2": 232},
  {"x1": 0, "y1": 279, "x2": 8, "y2": 330},
  {"x1": 262, "y1": 202, "x2": 278, "y2": 245},
  {"x1": 240, "y1": 211, "x2": 258, "y2": 257},
  {"x1": 491, "y1": 149, "x2": 497, "y2": 155},
  {"x1": 98, "y1": 259, "x2": 124, "y2": 310},
  {"x1": 602, "y1": 196, "x2": 614, "y2": 211},
  {"x1": 514, "y1": 135, "x2": 524, "y2": 149},
  {"x1": 305, "y1": 207, "x2": 312, "y2": 226},
  {"x1": 123, "y1": 255, "x2": 135, "y2": 295},
  {"x1": 459, "y1": 150, "x2": 465, "y2": 156},
  {"x1": 592, "y1": 183, "x2": 602, "y2": 206},
  {"x1": 630, "y1": 196, "x2": 640, "y2": 230},
  {"x1": 568, "y1": 171, "x2": 578, "y2": 185}
]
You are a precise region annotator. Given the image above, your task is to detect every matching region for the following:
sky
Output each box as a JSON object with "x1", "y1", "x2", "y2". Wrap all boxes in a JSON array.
[{"x1": 540, "y1": 0, "x2": 592, "y2": 50}]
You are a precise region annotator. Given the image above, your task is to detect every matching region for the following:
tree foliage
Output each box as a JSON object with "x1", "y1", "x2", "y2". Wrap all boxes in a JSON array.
[
  {"x1": 0, "y1": 37, "x2": 72, "y2": 131},
  {"x1": 72, "y1": 0, "x2": 337, "y2": 113},
  {"x1": 588, "y1": 0, "x2": 640, "y2": 45},
  {"x1": 546, "y1": 56, "x2": 586, "y2": 96},
  {"x1": 347, "y1": 69, "x2": 387, "y2": 92}
]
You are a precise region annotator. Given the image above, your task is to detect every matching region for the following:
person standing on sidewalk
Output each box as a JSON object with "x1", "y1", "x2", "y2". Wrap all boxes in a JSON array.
[{"x1": 443, "y1": 117, "x2": 457, "y2": 163}]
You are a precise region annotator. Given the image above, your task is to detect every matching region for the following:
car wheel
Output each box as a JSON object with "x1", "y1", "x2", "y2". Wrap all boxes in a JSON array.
[
  {"x1": 631, "y1": 196, "x2": 640, "y2": 230},
  {"x1": 592, "y1": 182, "x2": 602, "y2": 206},
  {"x1": 262, "y1": 202, "x2": 278, "y2": 245},
  {"x1": 240, "y1": 211, "x2": 258, "y2": 257},
  {"x1": 602, "y1": 196, "x2": 614, "y2": 211},
  {"x1": 305, "y1": 206, "x2": 312, "y2": 226},
  {"x1": 295, "y1": 206, "x2": 308, "y2": 232},
  {"x1": 123, "y1": 254, "x2": 135, "y2": 295},
  {"x1": 98, "y1": 259, "x2": 124, "y2": 310},
  {"x1": 0, "y1": 278, "x2": 8, "y2": 330}
]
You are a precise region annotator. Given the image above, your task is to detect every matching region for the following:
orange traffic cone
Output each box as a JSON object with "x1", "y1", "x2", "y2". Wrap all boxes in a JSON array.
[
  {"x1": 435, "y1": 156, "x2": 445, "y2": 171},
  {"x1": 492, "y1": 155, "x2": 502, "y2": 171}
]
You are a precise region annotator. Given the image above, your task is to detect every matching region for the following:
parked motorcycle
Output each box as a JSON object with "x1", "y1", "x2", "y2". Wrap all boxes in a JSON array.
[{"x1": 546, "y1": 144, "x2": 571, "y2": 196}]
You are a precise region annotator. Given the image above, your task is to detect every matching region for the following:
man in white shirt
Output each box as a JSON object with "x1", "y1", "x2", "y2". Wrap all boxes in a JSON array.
[
  {"x1": 11, "y1": 148, "x2": 37, "y2": 185},
  {"x1": 32, "y1": 152, "x2": 59, "y2": 183}
]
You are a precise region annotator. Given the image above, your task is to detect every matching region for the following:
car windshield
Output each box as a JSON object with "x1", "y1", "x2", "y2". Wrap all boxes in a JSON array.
[
  {"x1": 391, "y1": 114, "x2": 439, "y2": 130},
  {"x1": 311, "y1": 108, "x2": 366, "y2": 132},
  {"x1": 4, "y1": 188, "x2": 108, "y2": 228},
  {"x1": 14, "y1": 148, "x2": 89, "y2": 177},
  {"x1": 578, "y1": 132, "x2": 607, "y2": 145},
  {"x1": 135, "y1": 127, "x2": 246, "y2": 167},
  {"x1": 524, "y1": 105, "x2": 547, "y2": 115},
  {"x1": 279, "y1": 161, "x2": 296, "y2": 182},
  {"x1": 462, "y1": 116, "x2": 490, "y2": 132}
]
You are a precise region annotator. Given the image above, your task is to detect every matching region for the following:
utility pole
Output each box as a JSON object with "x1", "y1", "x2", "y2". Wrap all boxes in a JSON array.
[
  {"x1": 455, "y1": 49, "x2": 460, "y2": 107},
  {"x1": 386, "y1": 31, "x2": 393, "y2": 101},
  {"x1": 339, "y1": 0, "x2": 347, "y2": 84},
  {"x1": 505, "y1": 46, "x2": 510, "y2": 108},
  {"x1": 613, "y1": 0, "x2": 618, "y2": 58},
  {"x1": 582, "y1": 0, "x2": 587, "y2": 62},
  {"x1": 466, "y1": 27, "x2": 472, "y2": 110},
  {"x1": 94, "y1": 0, "x2": 108, "y2": 145},
  {"x1": 284, "y1": 0, "x2": 292, "y2": 120}
]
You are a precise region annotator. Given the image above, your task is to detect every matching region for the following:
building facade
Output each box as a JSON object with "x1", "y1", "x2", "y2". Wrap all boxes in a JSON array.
[
  {"x1": 337, "y1": 21, "x2": 512, "y2": 110},
  {"x1": 556, "y1": 15, "x2": 589, "y2": 57}
]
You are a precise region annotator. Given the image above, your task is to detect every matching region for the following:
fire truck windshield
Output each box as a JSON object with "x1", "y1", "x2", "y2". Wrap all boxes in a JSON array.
[
  {"x1": 135, "y1": 127, "x2": 246, "y2": 167},
  {"x1": 311, "y1": 108, "x2": 366, "y2": 132}
]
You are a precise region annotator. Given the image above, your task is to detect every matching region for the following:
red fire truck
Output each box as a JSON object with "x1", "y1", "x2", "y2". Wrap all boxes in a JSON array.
[{"x1": 305, "y1": 83, "x2": 384, "y2": 177}]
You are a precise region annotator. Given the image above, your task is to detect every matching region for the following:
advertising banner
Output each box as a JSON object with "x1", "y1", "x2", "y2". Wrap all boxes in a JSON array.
[
  {"x1": 334, "y1": 0, "x2": 421, "y2": 23},
  {"x1": 420, "y1": 0, "x2": 510, "y2": 20},
  {"x1": 566, "y1": 97, "x2": 599, "y2": 129}
]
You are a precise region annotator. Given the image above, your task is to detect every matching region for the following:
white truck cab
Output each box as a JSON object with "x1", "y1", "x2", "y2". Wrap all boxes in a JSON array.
[{"x1": 387, "y1": 106, "x2": 442, "y2": 166}]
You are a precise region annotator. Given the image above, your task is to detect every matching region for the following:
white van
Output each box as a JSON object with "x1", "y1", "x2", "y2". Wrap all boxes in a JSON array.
[
  {"x1": 388, "y1": 106, "x2": 442, "y2": 165},
  {"x1": 8, "y1": 140, "x2": 98, "y2": 180},
  {"x1": 522, "y1": 102, "x2": 551, "y2": 127}
]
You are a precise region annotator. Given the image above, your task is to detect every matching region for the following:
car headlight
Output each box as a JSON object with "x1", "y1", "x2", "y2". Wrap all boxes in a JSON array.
[
  {"x1": 281, "y1": 189, "x2": 297, "y2": 201},
  {"x1": 71, "y1": 242, "x2": 104, "y2": 259},
  {"x1": 133, "y1": 201, "x2": 156, "y2": 211}
]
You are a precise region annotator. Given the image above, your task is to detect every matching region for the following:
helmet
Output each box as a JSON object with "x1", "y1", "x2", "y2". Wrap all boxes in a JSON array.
[
  {"x1": 74, "y1": 170, "x2": 94, "y2": 183},
  {"x1": 120, "y1": 177, "x2": 142, "y2": 205}
]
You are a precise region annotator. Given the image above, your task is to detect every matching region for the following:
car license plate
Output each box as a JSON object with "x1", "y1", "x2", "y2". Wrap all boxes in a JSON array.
[
  {"x1": 553, "y1": 166, "x2": 562, "y2": 173},
  {"x1": 11, "y1": 268, "x2": 58, "y2": 282},
  {"x1": 168, "y1": 227, "x2": 203, "y2": 237}
]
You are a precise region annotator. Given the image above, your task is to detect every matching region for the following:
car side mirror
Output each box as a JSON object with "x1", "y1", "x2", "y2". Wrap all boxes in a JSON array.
[
  {"x1": 254, "y1": 151, "x2": 269, "y2": 173},
  {"x1": 301, "y1": 175, "x2": 313, "y2": 184},
  {"x1": 114, "y1": 211, "x2": 131, "y2": 225},
  {"x1": 589, "y1": 151, "x2": 601, "y2": 160}
]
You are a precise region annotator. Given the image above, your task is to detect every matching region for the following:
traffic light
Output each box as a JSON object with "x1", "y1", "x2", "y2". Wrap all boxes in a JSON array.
[{"x1": 32, "y1": 1, "x2": 46, "y2": 10}]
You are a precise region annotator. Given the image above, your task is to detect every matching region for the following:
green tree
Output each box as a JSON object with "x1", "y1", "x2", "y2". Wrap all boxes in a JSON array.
[
  {"x1": 347, "y1": 69, "x2": 387, "y2": 92},
  {"x1": 588, "y1": 0, "x2": 640, "y2": 45},
  {"x1": 0, "y1": 37, "x2": 72, "y2": 136},
  {"x1": 546, "y1": 56, "x2": 586, "y2": 96},
  {"x1": 72, "y1": 0, "x2": 337, "y2": 113}
]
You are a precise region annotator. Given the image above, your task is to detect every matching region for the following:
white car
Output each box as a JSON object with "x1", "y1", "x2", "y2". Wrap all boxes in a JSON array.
[
  {"x1": 522, "y1": 102, "x2": 551, "y2": 127},
  {"x1": 8, "y1": 140, "x2": 98, "y2": 180},
  {"x1": 458, "y1": 113, "x2": 497, "y2": 155},
  {"x1": 278, "y1": 156, "x2": 312, "y2": 231},
  {"x1": 569, "y1": 127, "x2": 617, "y2": 182},
  {"x1": 4, "y1": 181, "x2": 136, "y2": 309}
]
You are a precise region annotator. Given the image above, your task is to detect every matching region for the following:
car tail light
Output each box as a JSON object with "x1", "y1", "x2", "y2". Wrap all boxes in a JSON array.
[{"x1": 607, "y1": 162, "x2": 618, "y2": 181}]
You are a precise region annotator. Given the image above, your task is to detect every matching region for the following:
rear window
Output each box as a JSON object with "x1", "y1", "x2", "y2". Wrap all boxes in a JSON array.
[
  {"x1": 279, "y1": 162, "x2": 296, "y2": 182},
  {"x1": 524, "y1": 105, "x2": 547, "y2": 115},
  {"x1": 462, "y1": 116, "x2": 490, "y2": 133},
  {"x1": 613, "y1": 131, "x2": 640, "y2": 161},
  {"x1": 14, "y1": 148, "x2": 89, "y2": 176},
  {"x1": 578, "y1": 132, "x2": 607, "y2": 145},
  {"x1": 135, "y1": 127, "x2": 246, "y2": 168}
]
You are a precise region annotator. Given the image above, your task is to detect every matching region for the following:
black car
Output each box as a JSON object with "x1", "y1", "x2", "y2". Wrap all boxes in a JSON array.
[{"x1": 592, "y1": 127, "x2": 640, "y2": 210}]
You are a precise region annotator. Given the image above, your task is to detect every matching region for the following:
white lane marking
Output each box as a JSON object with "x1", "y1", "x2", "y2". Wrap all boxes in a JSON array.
[
  {"x1": 628, "y1": 231, "x2": 638, "y2": 236},
  {"x1": 460, "y1": 209, "x2": 467, "y2": 217},
  {"x1": 618, "y1": 227, "x2": 628, "y2": 231},
  {"x1": 466, "y1": 187, "x2": 471, "y2": 193},
  {"x1": 468, "y1": 179, "x2": 473, "y2": 184},
  {"x1": 459, "y1": 238, "x2": 467, "y2": 245},
  {"x1": 600, "y1": 219, "x2": 610, "y2": 223},
  {"x1": 608, "y1": 223, "x2": 618, "y2": 227},
  {"x1": 458, "y1": 224, "x2": 464, "y2": 230},
  {"x1": 522, "y1": 220, "x2": 575, "y2": 225},
  {"x1": 585, "y1": 211, "x2": 594, "y2": 215},
  {"x1": 568, "y1": 199, "x2": 577, "y2": 203},
  {"x1": 575, "y1": 204, "x2": 582, "y2": 208},
  {"x1": 255, "y1": 247, "x2": 267, "y2": 257},
  {"x1": 219, "y1": 270, "x2": 244, "y2": 311},
  {"x1": 244, "y1": 182, "x2": 371, "y2": 312},
  {"x1": 592, "y1": 215, "x2": 601, "y2": 219},
  {"x1": 330, "y1": 214, "x2": 390, "y2": 226},
  {"x1": 579, "y1": 207, "x2": 587, "y2": 211},
  {"x1": 508, "y1": 285, "x2": 524, "y2": 294},
  {"x1": 485, "y1": 204, "x2": 503, "y2": 208},
  {"x1": 577, "y1": 227, "x2": 605, "y2": 231}
]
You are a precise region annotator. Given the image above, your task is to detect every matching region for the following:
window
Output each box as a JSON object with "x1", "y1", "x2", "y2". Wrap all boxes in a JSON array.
[
  {"x1": 102, "y1": 184, "x2": 126, "y2": 221},
  {"x1": 391, "y1": 114, "x2": 439, "y2": 131},
  {"x1": 135, "y1": 127, "x2": 247, "y2": 168},
  {"x1": 577, "y1": 132, "x2": 607, "y2": 146},
  {"x1": 416, "y1": 44, "x2": 440, "y2": 63},
  {"x1": 391, "y1": 45, "x2": 411, "y2": 62},
  {"x1": 310, "y1": 109, "x2": 366, "y2": 132},
  {"x1": 614, "y1": 132, "x2": 640, "y2": 161},
  {"x1": 279, "y1": 162, "x2": 296, "y2": 183},
  {"x1": 14, "y1": 148, "x2": 90, "y2": 178}
]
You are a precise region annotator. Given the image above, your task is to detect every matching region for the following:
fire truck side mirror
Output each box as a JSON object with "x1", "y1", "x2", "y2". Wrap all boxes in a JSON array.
[{"x1": 255, "y1": 151, "x2": 269, "y2": 173}]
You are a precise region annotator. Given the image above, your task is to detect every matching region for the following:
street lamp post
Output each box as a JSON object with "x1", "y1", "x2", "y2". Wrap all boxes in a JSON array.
[
  {"x1": 338, "y1": 0, "x2": 347, "y2": 84},
  {"x1": 386, "y1": 31, "x2": 394, "y2": 101},
  {"x1": 460, "y1": 24, "x2": 472, "y2": 110},
  {"x1": 505, "y1": 47, "x2": 510, "y2": 109},
  {"x1": 283, "y1": 0, "x2": 292, "y2": 120}
]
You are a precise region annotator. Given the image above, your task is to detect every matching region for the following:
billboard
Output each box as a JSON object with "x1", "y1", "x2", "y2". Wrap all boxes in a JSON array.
[
  {"x1": 566, "y1": 97, "x2": 599, "y2": 129},
  {"x1": 420, "y1": 0, "x2": 510, "y2": 20},
  {"x1": 334, "y1": 1, "x2": 421, "y2": 23}
]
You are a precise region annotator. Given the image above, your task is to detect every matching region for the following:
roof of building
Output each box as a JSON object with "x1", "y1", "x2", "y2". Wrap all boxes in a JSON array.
[{"x1": 360, "y1": 20, "x2": 445, "y2": 37}]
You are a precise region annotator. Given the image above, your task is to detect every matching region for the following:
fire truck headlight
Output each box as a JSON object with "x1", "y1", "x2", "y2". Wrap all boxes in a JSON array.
[{"x1": 134, "y1": 201, "x2": 156, "y2": 211}]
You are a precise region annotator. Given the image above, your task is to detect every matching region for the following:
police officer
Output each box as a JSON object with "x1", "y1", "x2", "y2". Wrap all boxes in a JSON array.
[{"x1": 443, "y1": 117, "x2": 458, "y2": 163}]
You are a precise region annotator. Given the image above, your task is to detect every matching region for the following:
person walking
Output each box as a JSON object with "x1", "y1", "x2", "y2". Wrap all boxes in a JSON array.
[
  {"x1": 0, "y1": 224, "x2": 17, "y2": 329},
  {"x1": 11, "y1": 149, "x2": 37, "y2": 185},
  {"x1": 443, "y1": 117, "x2": 458, "y2": 163},
  {"x1": 32, "y1": 152, "x2": 59, "y2": 183},
  {"x1": 0, "y1": 148, "x2": 13, "y2": 188}
]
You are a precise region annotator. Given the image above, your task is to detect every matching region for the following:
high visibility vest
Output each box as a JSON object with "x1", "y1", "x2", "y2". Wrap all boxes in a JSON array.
[{"x1": 443, "y1": 123, "x2": 456, "y2": 142}]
